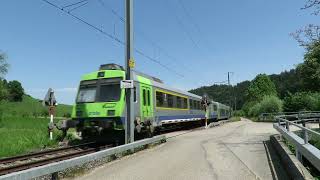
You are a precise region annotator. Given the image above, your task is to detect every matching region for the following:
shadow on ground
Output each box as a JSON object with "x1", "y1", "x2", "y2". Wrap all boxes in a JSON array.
[{"x1": 263, "y1": 140, "x2": 290, "y2": 180}]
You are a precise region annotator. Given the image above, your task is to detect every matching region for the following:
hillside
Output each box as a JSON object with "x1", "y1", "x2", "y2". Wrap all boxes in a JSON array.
[
  {"x1": 189, "y1": 69, "x2": 299, "y2": 110},
  {"x1": 0, "y1": 94, "x2": 72, "y2": 118}
]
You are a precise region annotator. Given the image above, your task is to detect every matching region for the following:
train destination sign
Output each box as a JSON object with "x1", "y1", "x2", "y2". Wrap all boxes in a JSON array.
[{"x1": 120, "y1": 80, "x2": 134, "y2": 89}]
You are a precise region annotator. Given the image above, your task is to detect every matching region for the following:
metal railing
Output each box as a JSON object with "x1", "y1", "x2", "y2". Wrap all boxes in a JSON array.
[
  {"x1": 260, "y1": 111, "x2": 320, "y2": 121},
  {"x1": 273, "y1": 113, "x2": 320, "y2": 172},
  {"x1": 0, "y1": 135, "x2": 166, "y2": 180}
]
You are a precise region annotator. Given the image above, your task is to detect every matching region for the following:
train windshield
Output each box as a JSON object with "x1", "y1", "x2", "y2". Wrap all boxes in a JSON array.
[
  {"x1": 97, "y1": 78, "x2": 122, "y2": 102},
  {"x1": 98, "y1": 84, "x2": 121, "y2": 102},
  {"x1": 76, "y1": 78, "x2": 122, "y2": 103},
  {"x1": 76, "y1": 80, "x2": 97, "y2": 103}
]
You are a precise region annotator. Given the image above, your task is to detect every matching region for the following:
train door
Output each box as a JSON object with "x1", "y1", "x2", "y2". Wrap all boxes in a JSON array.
[{"x1": 141, "y1": 85, "x2": 153, "y2": 122}]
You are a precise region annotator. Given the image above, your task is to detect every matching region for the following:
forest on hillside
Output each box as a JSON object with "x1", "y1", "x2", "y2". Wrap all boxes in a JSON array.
[{"x1": 189, "y1": 69, "x2": 303, "y2": 110}]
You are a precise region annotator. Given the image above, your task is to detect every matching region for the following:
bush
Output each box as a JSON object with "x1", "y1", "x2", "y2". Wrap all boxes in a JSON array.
[
  {"x1": 233, "y1": 110, "x2": 245, "y2": 117},
  {"x1": 248, "y1": 95, "x2": 283, "y2": 117},
  {"x1": 242, "y1": 101, "x2": 256, "y2": 116},
  {"x1": 259, "y1": 95, "x2": 283, "y2": 113},
  {"x1": 248, "y1": 103, "x2": 261, "y2": 117},
  {"x1": 283, "y1": 92, "x2": 320, "y2": 112}
]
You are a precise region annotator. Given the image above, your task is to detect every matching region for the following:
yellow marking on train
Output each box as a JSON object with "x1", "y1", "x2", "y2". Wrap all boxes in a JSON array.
[{"x1": 155, "y1": 89, "x2": 188, "y2": 99}]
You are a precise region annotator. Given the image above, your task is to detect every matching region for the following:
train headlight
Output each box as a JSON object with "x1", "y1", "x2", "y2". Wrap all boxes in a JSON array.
[{"x1": 107, "y1": 110, "x2": 115, "y2": 116}]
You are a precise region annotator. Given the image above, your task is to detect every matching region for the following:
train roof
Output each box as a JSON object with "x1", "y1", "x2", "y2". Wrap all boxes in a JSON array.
[
  {"x1": 131, "y1": 71, "x2": 202, "y2": 99},
  {"x1": 88, "y1": 64, "x2": 223, "y2": 102}
]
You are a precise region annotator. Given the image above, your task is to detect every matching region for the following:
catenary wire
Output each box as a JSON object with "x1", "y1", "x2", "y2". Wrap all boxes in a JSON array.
[{"x1": 41, "y1": 0, "x2": 184, "y2": 77}]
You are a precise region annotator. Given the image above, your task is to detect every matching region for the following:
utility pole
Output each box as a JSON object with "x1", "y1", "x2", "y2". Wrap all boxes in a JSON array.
[
  {"x1": 125, "y1": 0, "x2": 134, "y2": 144},
  {"x1": 227, "y1": 72, "x2": 232, "y2": 108},
  {"x1": 228, "y1": 72, "x2": 230, "y2": 86}
]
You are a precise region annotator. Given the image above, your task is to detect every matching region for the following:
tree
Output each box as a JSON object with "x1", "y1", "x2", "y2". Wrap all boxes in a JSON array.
[
  {"x1": 297, "y1": 41, "x2": 320, "y2": 91},
  {"x1": 269, "y1": 69, "x2": 303, "y2": 98},
  {"x1": 283, "y1": 92, "x2": 320, "y2": 112},
  {"x1": 7, "y1": 80, "x2": 24, "y2": 102},
  {"x1": 291, "y1": 24, "x2": 320, "y2": 47},
  {"x1": 291, "y1": 1, "x2": 320, "y2": 47},
  {"x1": 303, "y1": 0, "x2": 320, "y2": 15},
  {"x1": 246, "y1": 74, "x2": 277, "y2": 103},
  {"x1": 0, "y1": 80, "x2": 8, "y2": 101},
  {"x1": 0, "y1": 52, "x2": 9, "y2": 78}
]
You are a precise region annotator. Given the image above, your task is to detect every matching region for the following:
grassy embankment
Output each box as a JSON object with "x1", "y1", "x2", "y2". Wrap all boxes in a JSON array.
[
  {"x1": 229, "y1": 116, "x2": 241, "y2": 122},
  {"x1": 0, "y1": 95, "x2": 72, "y2": 158}
]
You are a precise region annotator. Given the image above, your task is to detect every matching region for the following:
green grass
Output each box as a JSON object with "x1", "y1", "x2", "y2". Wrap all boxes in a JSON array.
[
  {"x1": 0, "y1": 95, "x2": 72, "y2": 118},
  {"x1": 0, "y1": 117, "x2": 63, "y2": 158},
  {"x1": 0, "y1": 95, "x2": 73, "y2": 158}
]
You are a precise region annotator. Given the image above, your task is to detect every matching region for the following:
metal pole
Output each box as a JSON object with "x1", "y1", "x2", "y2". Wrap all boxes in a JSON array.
[
  {"x1": 227, "y1": 72, "x2": 230, "y2": 86},
  {"x1": 285, "y1": 121, "x2": 290, "y2": 131},
  {"x1": 125, "y1": 0, "x2": 134, "y2": 144},
  {"x1": 50, "y1": 113, "x2": 53, "y2": 140},
  {"x1": 304, "y1": 129, "x2": 309, "y2": 144}
]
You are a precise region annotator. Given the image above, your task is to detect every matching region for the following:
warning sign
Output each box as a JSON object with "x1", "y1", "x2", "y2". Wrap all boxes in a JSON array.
[{"x1": 129, "y1": 59, "x2": 135, "y2": 68}]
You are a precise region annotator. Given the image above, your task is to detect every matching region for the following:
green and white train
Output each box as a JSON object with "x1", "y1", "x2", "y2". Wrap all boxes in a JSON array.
[{"x1": 64, "y1": 64, "x2": 231, "y2": 141}]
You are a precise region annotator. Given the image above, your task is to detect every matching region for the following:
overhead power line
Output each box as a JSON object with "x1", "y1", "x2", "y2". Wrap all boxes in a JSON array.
[
  {"x1": 62, "y1": 0, "x2": 89, "y2": 9},
  {"x1": 68, "y1": 1, "x2": 89, "y2": 13},
  {"x1": 97, "y1": 0, "x2": 125, "y2": 23},
  {"x1": 40, "y1": 0, "x2": 183, "y2": 77},
  {"x1": 96, "y1": 0, "x2": 196, "y2": 76},
  {"x1": 177, "y1": 0, "x2": 212, "y2": 51},
  {"x1": 164, "y1": 0, "x2": 200, "y2": 49}
]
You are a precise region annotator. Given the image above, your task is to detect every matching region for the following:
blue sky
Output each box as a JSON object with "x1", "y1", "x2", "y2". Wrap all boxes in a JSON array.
[{"x1": 0, "y1": 0, "x2": 318, "y2": 104}]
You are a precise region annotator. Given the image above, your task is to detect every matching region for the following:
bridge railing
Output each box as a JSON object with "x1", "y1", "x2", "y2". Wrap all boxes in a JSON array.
[
  {"x1": 273, "y1": 112, "x2": 320, "y2": 172},
  {"x1": 259, "y1": 111, "x2": 320, "y2": 121}
]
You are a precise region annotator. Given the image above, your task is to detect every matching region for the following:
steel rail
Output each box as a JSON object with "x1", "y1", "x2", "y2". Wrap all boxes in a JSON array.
[
  {"x1": 0, "y1": 142, "x2": 96, "y2": 164},
  {"x1": 0, "y1": 135, "x2": 166, "y2": 180},
  {"x1": 0, "y1": 143, "x2": 111, "y2": 176},
  {"x1": 0, "y1": 147, "x2": 96, "y2": 175}
]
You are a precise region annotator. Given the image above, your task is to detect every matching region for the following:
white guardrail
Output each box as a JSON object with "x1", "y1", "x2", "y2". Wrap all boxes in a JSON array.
[
  {"x1": 0, "y1": 135, "x2": 166, "y2": 180},
  {"x1": 273, "y1": 113, "x2": 320, "y2": 172}
]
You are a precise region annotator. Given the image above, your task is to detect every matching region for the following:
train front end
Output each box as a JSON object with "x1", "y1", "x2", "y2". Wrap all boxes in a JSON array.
[{"x1": 71, "y1": 64, "x2": 126, "y2": 141}]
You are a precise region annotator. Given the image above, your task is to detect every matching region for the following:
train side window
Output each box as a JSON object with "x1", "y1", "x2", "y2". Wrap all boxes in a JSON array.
[
  {"x1": 156, "y1": 91, "x2": 164, "y2": 107},
  {"x1": 134, "y1": 87, "x2": 137, "y2": 103},
  {"x1": 176, "y1": 96, "x2": 182, "y2": 108},
  {"x1": 189, "y1": 99, "x2": 193, "y2": 109},
  {"x1": 183, "y1": 98, "x2": 188, "y2": 109},
  {"x1": 191, "y1": 100, "x2": 195, "y2": 109},
  {"x1": 147, "y1": 90, "x2": 150, "y2": 106},
  {"x1": 143, "y1": 89, "x2": 146, "y2": 106},
  {"x1": 167, "y1": 94, "x2": 174, "y2": 108}
]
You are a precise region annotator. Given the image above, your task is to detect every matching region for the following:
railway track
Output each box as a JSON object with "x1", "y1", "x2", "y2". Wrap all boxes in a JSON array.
[
  {"x1": 0, "y1": 123, "x2": 207, "y2": 176},
  {"x1": 0, "y1": 142, "x2": 112, "y2": 175}
]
